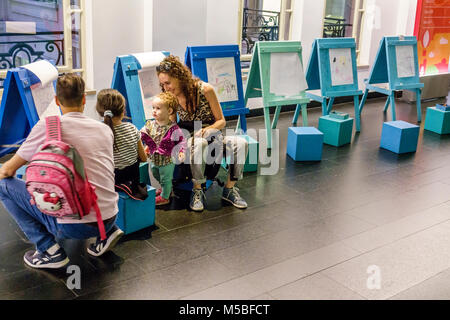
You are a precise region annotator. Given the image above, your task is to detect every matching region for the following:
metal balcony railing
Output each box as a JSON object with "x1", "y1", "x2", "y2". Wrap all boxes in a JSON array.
[
  {"x1": 241, "y1": 8, "x2": 280, "y2": 56},
  {"x1": 323, "y1": 17, "x2": 352, "y2": 38}
]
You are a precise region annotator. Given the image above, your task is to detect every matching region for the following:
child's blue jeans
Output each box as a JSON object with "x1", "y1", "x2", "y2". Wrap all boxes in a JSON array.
[{"x1": 0, "y1": 177, "x2": 115, "y2": 253}]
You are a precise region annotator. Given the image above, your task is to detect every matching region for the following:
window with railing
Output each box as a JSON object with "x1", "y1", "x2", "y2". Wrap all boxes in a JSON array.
[
  {"x1": 239, "y1": 0, "x2": 293, "y2": 75},
  {"x1": 0, "y1": 0, "x2": 85, "y2": 89},
  {"x1": 323, "y1": 0, "x2": 365, "y2": 63}
]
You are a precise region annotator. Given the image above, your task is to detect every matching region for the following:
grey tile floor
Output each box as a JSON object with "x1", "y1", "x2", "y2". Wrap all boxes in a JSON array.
[{"x1": 1, "y1": 95, "x2": 449, "y2": 300}]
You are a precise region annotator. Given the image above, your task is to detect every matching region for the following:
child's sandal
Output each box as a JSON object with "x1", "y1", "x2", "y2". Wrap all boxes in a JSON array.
[{"x1": 155, "y1": 195, "x2": 170, "y2": 206}]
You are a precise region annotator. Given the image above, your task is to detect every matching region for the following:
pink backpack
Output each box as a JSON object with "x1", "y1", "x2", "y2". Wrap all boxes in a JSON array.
[{"x1": 25, "y1": 116, "x2": 106, "y2": 240}]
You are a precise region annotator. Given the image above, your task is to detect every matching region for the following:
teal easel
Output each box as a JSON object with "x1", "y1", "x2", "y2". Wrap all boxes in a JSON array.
[
  {"x1": 244, "y1": 41, "x2": 310, "y2": 149},
  {"x1": 111, "y1": 51, "x2": 169, "y2": 130},
  {"x1": 300, "y1": 38, "x2": 363, "y2": 131},
  {"x1": 358, "y1": 36, "x2": 424, "y2": 125}
]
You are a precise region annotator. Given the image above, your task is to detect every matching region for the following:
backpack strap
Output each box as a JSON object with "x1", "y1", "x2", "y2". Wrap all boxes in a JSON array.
[
  {"x1": 90, "y1": 185, "x2": 107, "y2": 240},
  {"x1": 45, "y1": 116, "x2": 61, "y2": 142}
]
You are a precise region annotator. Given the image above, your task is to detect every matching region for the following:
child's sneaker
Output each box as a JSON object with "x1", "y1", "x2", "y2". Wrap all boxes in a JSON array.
[
  {"x1": 87, "y1": 225, "x2": 124, "y2": 257},
  {"x1": 23, "y1": 243, "x2": 70, "y2": 269},
  {"x1": 155, "y1": 195, "x2": 170, "y2": 206}
]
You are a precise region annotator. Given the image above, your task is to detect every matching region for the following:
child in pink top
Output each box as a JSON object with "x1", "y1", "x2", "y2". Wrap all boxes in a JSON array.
[{"x1": 141, "y1": 92, "x2": 186, "y2": 206}]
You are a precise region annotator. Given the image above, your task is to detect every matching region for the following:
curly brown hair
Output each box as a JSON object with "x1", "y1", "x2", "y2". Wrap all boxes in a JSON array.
[{"x1": 157, "y1": 55, "x2": 200, "y2": 115}]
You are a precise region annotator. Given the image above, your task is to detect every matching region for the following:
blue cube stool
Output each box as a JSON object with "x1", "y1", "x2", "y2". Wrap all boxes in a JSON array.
[
  {"x1": 116, "y1": 186, "x2": 156, "y2": 235},
  {"x1": 424, "y1": 106, "x2": 450, "y2": 134},
  {"x1": 222, "y1": 135, "x2": 259, "y2": 173},
  {"x1": 380, "y1": 120, "x2": 419, "y2": 154},
  {"x1": 318, "y1": 115, "x2": 353, "y2": 147},
  {"x1": 286, "y1": 127, "x2": 323, "y2": 161}
]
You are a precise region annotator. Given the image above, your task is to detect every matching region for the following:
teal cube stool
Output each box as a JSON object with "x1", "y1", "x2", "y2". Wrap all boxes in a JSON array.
[
  {"x1": 116, "y1": 185, "x2": 156, "y2": 235},
  {"x1": 380, "y1": 120, "x2": 419, "y2": 154},
  {"x1": 318, "y1": 115, "x2": 353, "y2": 147},
  {"x1": 222, "y1": 135, "x2": 259, "y2": 173},
  {"x1": 286, "y1": 127, "x2": 323, "y2": 161},
  {"x1": 424, "y1": 106, "x2": 450, "y2": 134}
]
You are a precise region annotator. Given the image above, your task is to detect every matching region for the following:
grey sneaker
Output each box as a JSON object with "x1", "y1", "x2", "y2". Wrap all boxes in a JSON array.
[
  {"x1": 222, "y1": 187, "x2": 248, "y2": 209},
  {"x1": 190, "y1": 189, "x2": 206, "y2": 212}
]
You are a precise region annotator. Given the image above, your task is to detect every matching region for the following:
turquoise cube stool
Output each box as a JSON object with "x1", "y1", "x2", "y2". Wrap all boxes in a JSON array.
[
  {"x1": 318, "y1": 115, "x2": 353, "y2": 147},
  {"x1": 222, "y1": 135, "x2": 259, "y2": 173},
  {"x1": 424, "y1": 106, "x2": 450, "y2": 134},
  {"x1": 139, "y1": 162, "x2": 151, "y2": 185},
  {"x1": 286, "y1": 127, "x2": 323, "y2": 161},
  {"x1": 116, "y1": 186, "x2": 156, "y2": 235},
  {"x1": 380, "y1": 120, "x2": 419, "y2": 154}
]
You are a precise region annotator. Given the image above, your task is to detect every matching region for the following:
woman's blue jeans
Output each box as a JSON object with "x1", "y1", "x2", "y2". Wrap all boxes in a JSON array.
[{"x1": 0, "y1": 177, "x2": 115, "y2": 253}]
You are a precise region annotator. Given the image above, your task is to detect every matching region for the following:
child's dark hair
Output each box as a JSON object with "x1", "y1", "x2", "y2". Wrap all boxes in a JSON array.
[
  {"x1": 96, "y1": 89, "x2": 126, "y2": 150},
  {"x1": 56, "y1": 73, "x2": 85, "y2": 107}
]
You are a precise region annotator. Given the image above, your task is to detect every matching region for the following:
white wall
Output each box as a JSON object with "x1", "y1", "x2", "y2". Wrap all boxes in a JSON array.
[
  {"x1": 152, "y1": 0, "x2": 239, "y2": 60},
  {"x1": 291, "y1": 0, "x2": 325, "y2": 65}
]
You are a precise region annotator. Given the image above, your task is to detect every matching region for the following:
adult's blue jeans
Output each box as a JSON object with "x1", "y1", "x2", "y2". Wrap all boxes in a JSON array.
[{"x1": 0, "y1": 177, "x2": 115, "y2": 253}]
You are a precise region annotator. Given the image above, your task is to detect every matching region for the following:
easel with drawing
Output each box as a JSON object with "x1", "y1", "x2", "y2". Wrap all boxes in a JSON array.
[
  {"x1": 302, "y1": 38, "x2": 363, "y2": 131},
  {"x1": 358, "y1": 36, "x2": 424, "y2": 125}
]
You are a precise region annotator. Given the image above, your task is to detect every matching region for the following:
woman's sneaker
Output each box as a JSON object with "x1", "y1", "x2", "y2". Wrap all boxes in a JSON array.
[
  {"x1": 87, "y1": 225, "x2": 124, "y2": 257},
  {"x1": 155, "y1": 195, "x2": 170, "y2": 206},
  {"x1": 23, "y1": 243, "x2": 70, "y2": 269},
  {"x1": 190, "y1": 188, "x2": 206, "y2": 212},
  {"x1": 222, "y1": 187, "x2": 248, "y2": 209}
]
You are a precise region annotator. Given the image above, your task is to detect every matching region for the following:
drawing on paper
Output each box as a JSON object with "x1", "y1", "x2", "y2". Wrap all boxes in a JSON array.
[
  {"x1": 329, "y1": 48, "x2": 354, "y2": 86},
  {"x1": 269, "y1": 52, "x2": 307, "y2": 97},
  {"x1": 206, "y1": 57, "x2": 238, "y2": 103},
  {"x1": 396, "y1": 45, "x2": 416, "y2": 78}
]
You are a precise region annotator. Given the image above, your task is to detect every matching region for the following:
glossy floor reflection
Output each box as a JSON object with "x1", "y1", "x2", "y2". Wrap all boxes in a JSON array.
[{"x1": 1, "y1": 96, "x2": 450, "y2": 300}]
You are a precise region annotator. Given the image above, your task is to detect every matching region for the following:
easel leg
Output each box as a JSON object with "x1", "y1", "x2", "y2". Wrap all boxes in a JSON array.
[
  {"x1": 292, "y1": 104, "x2": 301, "y2": 125},
  {"x1": 383, "y1": 96, "x2": 391, "y2": 113},
  {"x1": 326, "y1": 97, "x2": 335, "y2": 115},
  {"x1": 359, "y1": 89, "x2": 369, "y2": 115},
  {"x1": 390, "y1": 92, "x2": 396, "y2": 121},
  {"x1": 264, "y1": 107, "x2": 272, "y2": 149},
  {"x1": 272, "y1": 106, "x2": 281, "y2": 129},
  {"x1": 354, "y1": 95, "x2": 361, "y2": 132},
  {"x1": 416, "y1": 89, "x2": 422, "y2": 123},
  {"x1": 240, "y1": 114, "x2": 248, "y2": 133},
  {"x1": 301, "y1": 104, "x2": 308, "y2": 126},
  {"x1": 322, "y1": 98, "x2": 327, "y2": 116},
  {"x1": 235, "y1": 115, "x2": 241, "y2": 133}
]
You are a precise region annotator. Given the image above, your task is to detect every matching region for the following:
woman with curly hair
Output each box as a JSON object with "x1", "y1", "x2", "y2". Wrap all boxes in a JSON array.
[{"x1": 157, "y1": 55, "x2": 248, "y2": 212}]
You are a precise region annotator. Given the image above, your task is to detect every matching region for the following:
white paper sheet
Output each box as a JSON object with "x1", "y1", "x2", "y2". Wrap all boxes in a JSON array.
[
  {"x1": 138, "y1": 68, "x2": 160, "y2": 120},
  {"x1": 269, "y1": 52, "x2": 307, "y2": 97},
  {"x1": 329, "y1": 48, "x2": 354, "y2": 86},
  {"x1": 132, "y1": 52, "x2": 166, "y2": 69},
  {"x1": 5, "y1": 21, "x2": 36, "y2": 34},
  {"x1": 21, "y1": 60, "x2": 58, "y2": 87},
  {"x1": 205, "y1": 57, "x2": 238, "y2": 103},
  {"x1": 30, "y1": 82, "x2": 60, "y2": 118},
  {"x1": 396, "y1": 45, "x2": 416, "y2": 78},
  {"x1": 131, "y1": 52, "x2": 166, "y2": 120}
]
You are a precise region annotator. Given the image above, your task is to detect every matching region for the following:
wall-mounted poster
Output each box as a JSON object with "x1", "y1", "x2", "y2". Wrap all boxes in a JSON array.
[{"x1": 414, "y1": 0, "x2": 450, "y2": 75}]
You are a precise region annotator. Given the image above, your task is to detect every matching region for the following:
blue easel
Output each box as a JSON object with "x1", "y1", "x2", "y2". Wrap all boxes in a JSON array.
[
  {"x1": 111, "y1": 51, "x2": 169, "y2": 130},
  {"x1": 298, "y1": 38, "x2": 363, "y2": 131},
  {"x1": 185, "y1": 45, "x2": 249, "y2": 132},
  {"x1": 358, "y1": 36, "x2": 424, "y2": 124},
  {"x1": 0, "y1": 60, "x2": 58, "y2": 157}
]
